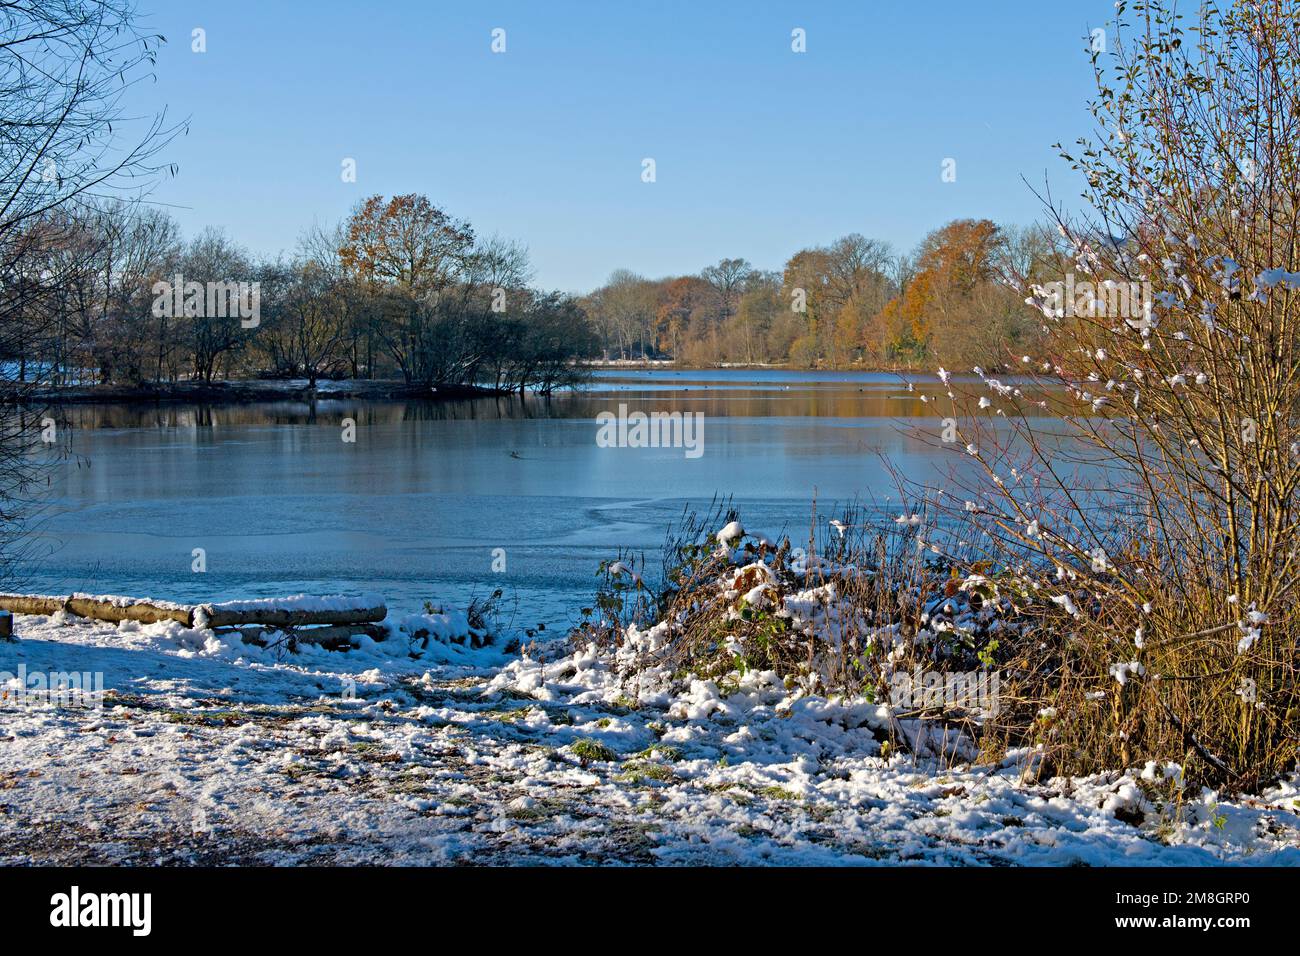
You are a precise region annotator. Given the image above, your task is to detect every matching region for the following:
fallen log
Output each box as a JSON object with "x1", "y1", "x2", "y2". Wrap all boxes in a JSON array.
[
  {"x1": 67, "y1": 594, "x2": 192, "y2": 625},
  {"x1": 0, "y1": 592, "x2": 387, "y2": 630},
  {"x1": 0, "y1": 593, "x2": 191, "y2": 625},
  {"x1": 196, "y1": 594, "x2": 387, "y2": 628},
  {"x1": 0, "y1": 594, "x2": 66, "y2": 617},
  {"x1": 217, "y1": 622, "x2": 389, "y2": 650}
]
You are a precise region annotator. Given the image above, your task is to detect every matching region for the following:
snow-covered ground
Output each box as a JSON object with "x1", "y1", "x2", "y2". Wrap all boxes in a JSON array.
[{"x1": 1, "y1": 610, "x2": 1298, "y2": 865}]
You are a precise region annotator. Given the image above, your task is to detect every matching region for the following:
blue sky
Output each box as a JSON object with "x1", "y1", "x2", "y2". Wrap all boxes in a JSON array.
[{"x1": 127, "y1": 1, "x2": 1116, "y2": 292}]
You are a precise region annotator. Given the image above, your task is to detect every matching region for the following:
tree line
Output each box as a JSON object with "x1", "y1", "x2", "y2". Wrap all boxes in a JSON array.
[
  {"x1": 0, "y1": 1, "x2": 1089, "y2": 401},
  {"x1": 0, "y1": 193, "x2": 599, "y2": 394},
  {"x1": 583, "y1": 220, "x2": 1057, "y2": 370},
  {"x1": 5, "y1": 203, "x2": 1070, "y2": 391}
]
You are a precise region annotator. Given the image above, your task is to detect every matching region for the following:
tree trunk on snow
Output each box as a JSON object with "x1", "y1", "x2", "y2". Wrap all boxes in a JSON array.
[{"x1": 0, "y1": 593, "x2": 387, "y2": 629}]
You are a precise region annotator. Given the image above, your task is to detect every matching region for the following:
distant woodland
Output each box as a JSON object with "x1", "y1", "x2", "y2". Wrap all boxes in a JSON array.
[{"x1": 5, "y1": 199, "x2": 1059, "y2": 394}]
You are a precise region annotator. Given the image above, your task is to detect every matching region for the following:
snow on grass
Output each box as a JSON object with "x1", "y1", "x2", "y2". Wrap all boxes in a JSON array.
[{"x1": 0, "y1": 610, "x2": 1297, "y2": 865}]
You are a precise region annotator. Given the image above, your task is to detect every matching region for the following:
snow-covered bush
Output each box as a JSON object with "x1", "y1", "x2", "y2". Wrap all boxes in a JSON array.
[
  {"x1": 575, "y1": 504, "x2": 1020, "y2": 731},
  {"x1": 401, "y1": 590, "x2": 510, "y2": 652},
  {"x1": 909, "y1": 0, "x2": 1300, "y2": 791}
]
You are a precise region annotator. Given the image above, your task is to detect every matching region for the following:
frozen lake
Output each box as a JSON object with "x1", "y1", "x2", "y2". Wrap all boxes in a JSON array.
[{"x1": 22, "y1": 369, "x2": 1036, "y2": 631}]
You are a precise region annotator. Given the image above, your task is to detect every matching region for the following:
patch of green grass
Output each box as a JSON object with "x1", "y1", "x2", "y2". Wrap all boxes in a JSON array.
[
  {"x1": 699, "y1": 782, "x2": 752, "y2": 804},
  {"x1": 479, "y1": 706, "x2": 535, "y2": 724},
  {"x1": 505, "y1": 794, "x2": 583, "y2": 823},
  {"x1": 618, "y1": 761, "x2": 677, "y2": 784},
  {"x1": 757, "y1": 785, "x2": 802, "y2": 801},
  {"x1": 571, "y1": 738, "x2": 617, "y2": 764},
  {"x1": 638, "y1": 743, "x2": 685, "y2": 762},
  {"x1": 162, "y1": 709, "x2": 247, "y2": 728},
  {"x1": 388, "y1": 775, "x2": 431, "y2": 794},
  {"x1": 506, "y1": 805, "x2": 550, "y2": 822}
]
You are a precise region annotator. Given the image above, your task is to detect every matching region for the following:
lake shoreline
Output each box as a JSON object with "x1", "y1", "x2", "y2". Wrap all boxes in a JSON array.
[
  {"x1": 4, "y1": 363, "x2": 953, "y2": 408},
  {"x1": 2, "y1": 379, "x2": 515, "y2": 407}
]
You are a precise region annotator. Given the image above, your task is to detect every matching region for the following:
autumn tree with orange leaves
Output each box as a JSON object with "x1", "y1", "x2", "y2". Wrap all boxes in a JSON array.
[
  {"x1": 874, "y1": 219, "x2": 1044, "y2": 366},
  {"x1": 338, "y1": 194, "x2": 477, "y2": 384}
]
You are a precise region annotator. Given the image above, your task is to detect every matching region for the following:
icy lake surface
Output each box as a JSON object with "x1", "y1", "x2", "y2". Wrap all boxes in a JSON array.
[{"x1": 24, "y1": 369, "x2": 1031, "y2": 629}]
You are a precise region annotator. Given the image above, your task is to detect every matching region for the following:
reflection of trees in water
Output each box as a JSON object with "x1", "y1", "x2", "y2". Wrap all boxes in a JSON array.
[
  {"x1": 2, "y1": 408, "x2": 67, "y2": 590},
  {"x1": 52, "y1": 380, "x2": 1063, "y2": 431}
]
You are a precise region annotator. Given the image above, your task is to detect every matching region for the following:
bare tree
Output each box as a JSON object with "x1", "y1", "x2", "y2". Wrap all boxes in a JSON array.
[
  {"x1": 181, "y1": 229, "x2": 253, "y2": 382},
  {"x1": 0, "y1": 0, "x2": 180, "y2": 583},
  {"x1": 91, "y1": 200, "x2": 182, "y2": 384},
  {"x1": 917, "y1": 0, "x2": 1300, "y2": 789},
  {"x1": 701, "y1": 257, "x2": 753, "y2": 326},
  {"x1": 598, "y1": 269, "x2": 657, "y2": 360},
  {"x1": 256, "y1": 228, "x2": 355, "y2": 386}
]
